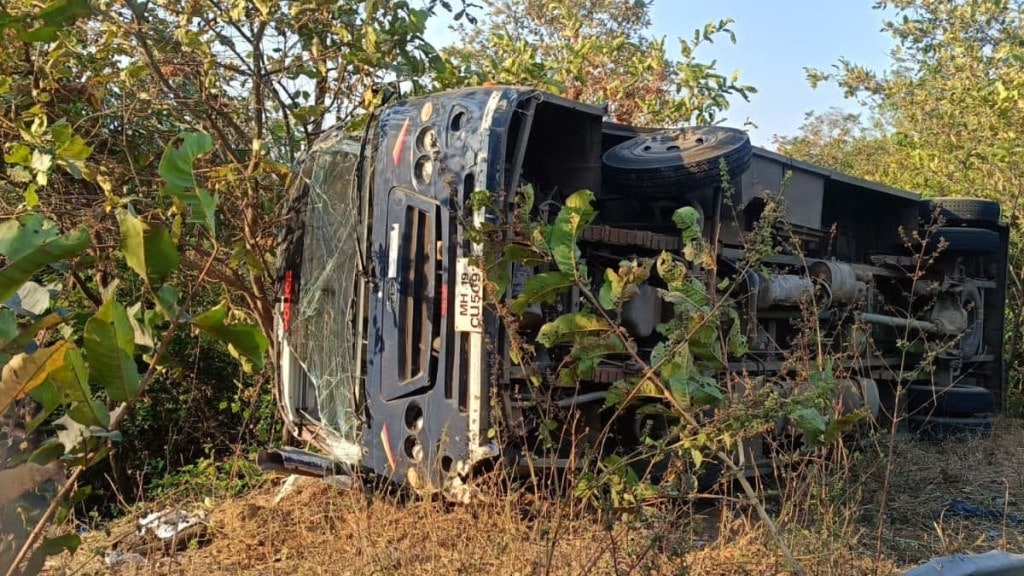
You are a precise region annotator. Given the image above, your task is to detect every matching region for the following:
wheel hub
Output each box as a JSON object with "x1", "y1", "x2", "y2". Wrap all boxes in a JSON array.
[{"x1": 639, "y1": 130, "x2": 720, "y2": 157}]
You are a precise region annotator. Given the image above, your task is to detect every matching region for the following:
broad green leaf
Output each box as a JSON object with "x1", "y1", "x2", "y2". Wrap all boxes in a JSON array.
[
  {"x1": 791, "y1": 407, "x2": 828, "y2": 445},
  {"x1": 669, "y1": 372, "x2": 723, "y2": 407},
  {"x1": 84, "y1": 300, "x2": 139, "y2": 402},
  {"x1": 598, "y1": 273, "x2": 618, "y2": 310},
  {"x1": 159, "y1": 132, "x2": 217, "y2": 235},
  {"x1": 558, "y1": 336, "x2": 626, "y2": 386},
  {"x1": 686, "y1": 318, "x2": 726, "y2": 368},
  {"x1": 29, "y1": 381, "x2": 65, "y2": 426},
  {"x1": 690, "y1": 448, "x2": 704, "y2": 468},
  {"x1": 28, "y1": 441, "x2": 64, "y2": 465},
  {"x1": 192, "y1": 301, "x2": 268, "y2": 372},
  {"x1": 30, "y1": 347, "x2": 93, "y2": 428},
  {"x1": 194, "y1": 188, "x2": 219, "y2": 234},
  {"x1": 598, "y1": 260, "x2": 650, "y2": 309},
  {"x1": 660, "y1": 341, "x2": 692, "y2": 380},
  {"x1": 18, "y1": 25, "x2": 59, "y2": 42},
  {"x1": 57, "y1": 136, "x2": 91, "y2": 161},
  {"x1": 654, "y1": 340, "x2": 724, "y2": 407},
  {"x1": 17, "y1": 0, "x2": 92, "y2": 42},
  {"x1": 155, "y1": 284, "x2": 181, "y2": 322},
  {"x1": 57, "y1": 135, "x2": 92, "y2": 177},
  {"x1": 547, "y1": 189, "x2": 595, "y2": 279},
  {"x1": 35, "y1": 0, "x2": 93, "y2": 30},
  {"x1": 509, "y1": 271, "x2": 573, "y2": 314},
  {"x1": 159, "y1": 131, "x2": 212, "y2": 191},
  {"x1": 165, "y1": 187, "x2": 218, "y2": 236},
  {"x1": 823, "y1": 412, "x2": 865, "y2": 445},
  {"x1": 408, "y1": 7, "x2": 428, "y2": 33},
  {"x1": 672, "y1": 206, "x2": 702, "y2": 244},
  {"x1": 2, "y1": 311, "x2": 66, "y2": 354},
  {"x1": 0, "y1": 214, "x2": 60, "y2": 260},
  {"x1": 68, "y1": 399, "x2": 110, "y2": 428},
  {"x1": 536, "y1": 312, "x2": 610, "y2": 348},
  {"x1": 117, "y1": 210, "x2": 180, "y2": 285},
  {"x1": 3, "y1": 143, "x2": 32, "y2": 166},
  {"x1": 0, "y1": 340, "x2": 71, "y2": 413},
  {"x1": 0, "y1": 309, "x2": 15, "y2": 344},
  {"x1": 48, "y1": 347, "x2": 94, "y2": 403},
  {"x1": 487, "y1": 244, "x2": 545, "y2": 299},
  {"x1": 25, "y1": 184, "x2": 39, "y2": 207},
  {"x1": 0, "y1": 226, "x2": 89, "y2": 304},
  {"x1": 725, "y1": 307, "x2": 749, "y2": 357},
  {"x1": 516, "y1": 183, "x2": 535, "y2": 221},
  {"x1": 657, "y1": 277, "x2": 709, "y2": 316},
  {"x1": 655, "y1": 251, "x2": 688, "y2": 292},
  {"x1": 51, "y1": 120, "x2": 72, "y2": 146}
]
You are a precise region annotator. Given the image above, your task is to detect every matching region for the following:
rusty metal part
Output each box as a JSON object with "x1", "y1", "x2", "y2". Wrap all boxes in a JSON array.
[
  {"x1": 838, "y1": 377, "x2": 880, "y2": 419},
  {"x1": 581, "y1": 225, "x2": 681, "y2": 251},
  {"x1": 959, "y1": 282, "x2": 984, "y2": 358},
  {"x1": 928, "y1": 294, "x2": 970, "y2": 335},
  {"x1": 859, "y1": 312, "x2": 959, "y2": 335},
  {"x1": 810, "y1": 261, "x2": 865, "y2": 305},
  {"x1": 756, "y1": 274, "x2": 824, "y2": 308}
]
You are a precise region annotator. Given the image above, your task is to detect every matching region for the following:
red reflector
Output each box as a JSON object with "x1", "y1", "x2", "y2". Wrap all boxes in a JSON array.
[
  {"x1": 440, "y1": 283, "x2": 448, "y2": 317},
  {"x1": 282, "y1": 270, "x2": 293, "y2": 332}
]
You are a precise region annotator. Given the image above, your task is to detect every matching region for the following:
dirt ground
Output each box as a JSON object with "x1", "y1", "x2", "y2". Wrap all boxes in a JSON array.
[{"x1": 41, "y1": 418, "x2": 1024, "y2": 576}]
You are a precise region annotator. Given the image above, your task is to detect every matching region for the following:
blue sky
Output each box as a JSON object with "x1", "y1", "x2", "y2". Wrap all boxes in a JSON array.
[
  {"x1": 648, "y1": 1, "x2": 895, "y2": 145},
  {"x1": 426, "y1": 1, "x2": 897, "y2": 148}
]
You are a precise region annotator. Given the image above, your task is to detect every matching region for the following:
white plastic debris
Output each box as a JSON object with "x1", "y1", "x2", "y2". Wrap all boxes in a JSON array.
[
  {"x1": 137, "y1": 509, "x2": 207, "y2": 541},
  {"x1": 104, "y1": 549, "x2": 147, "y2": 567},
  {"x1": 273, "y1": 474, "x2": 301, "y2": 505}
]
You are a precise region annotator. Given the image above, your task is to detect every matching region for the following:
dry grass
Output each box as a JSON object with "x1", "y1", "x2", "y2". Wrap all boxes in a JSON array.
[
  {"x1": 872, "y1": 417, "x2": 1024, "y2": 564},
  {"x1": 43, "y1": 418, "x2": 1024, "y2": 576}
]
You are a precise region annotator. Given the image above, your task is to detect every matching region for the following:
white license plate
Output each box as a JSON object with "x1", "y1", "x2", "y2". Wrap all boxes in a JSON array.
[{"x1": 454, "y1": 258, "x2": 484, "y2": 333}]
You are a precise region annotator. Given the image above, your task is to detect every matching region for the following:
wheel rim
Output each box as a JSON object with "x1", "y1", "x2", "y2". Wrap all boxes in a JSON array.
[
  {"x1": 634, "y1": 129, "x2": 722, "y2": 159},
  {"x1": 960, "y1": 285, "x2": 983, "y2": 358}
]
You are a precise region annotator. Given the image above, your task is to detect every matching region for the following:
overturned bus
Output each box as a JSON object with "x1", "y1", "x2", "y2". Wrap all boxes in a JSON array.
[{"x1": 266, "y1": 86, "x2": 1009, "y2": 495}]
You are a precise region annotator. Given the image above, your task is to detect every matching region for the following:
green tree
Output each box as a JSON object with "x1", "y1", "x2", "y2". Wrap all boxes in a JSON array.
[
  {"x1": 774, "y1": 108, "x2": 898, "y2": 180},
  {"x1": 798, "y1": 0, "x2": 1024, "y2": 201},
  {"x1": 1, "y1": 0, "x2": 452, "y2": 340},
  {"x1": 440, "y1": 0, "x2": 756, "y2": 125},
  {"x1": 0, "y1": 0, "x2": 456, "y2": 571},
  {"x1": 780, "y1": 0, "x2": 1024, "y2": 396}
]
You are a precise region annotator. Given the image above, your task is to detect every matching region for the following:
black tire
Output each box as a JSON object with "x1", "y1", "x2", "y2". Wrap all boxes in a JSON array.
[
  {"x1": 919, "y1": 197, "x2": 1001, "y2": 227},
  {"x1": 908, "y1": 414, "x2": 992, "y2": 440},
  {"x1": 602, "y1": 127, "x2": 753, "y2": 197},
  {"x1": 926, "y1": 227, "x2": 1000, "y2": 255},
  {"x1": 906, "y1": 384, "x2": 994, "y2": 417}
]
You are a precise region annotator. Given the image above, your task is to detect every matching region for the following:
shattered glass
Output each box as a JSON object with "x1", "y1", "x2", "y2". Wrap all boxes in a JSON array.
[{"x1": 288, "y1": 131, "x2": 366, "y2": 445}]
